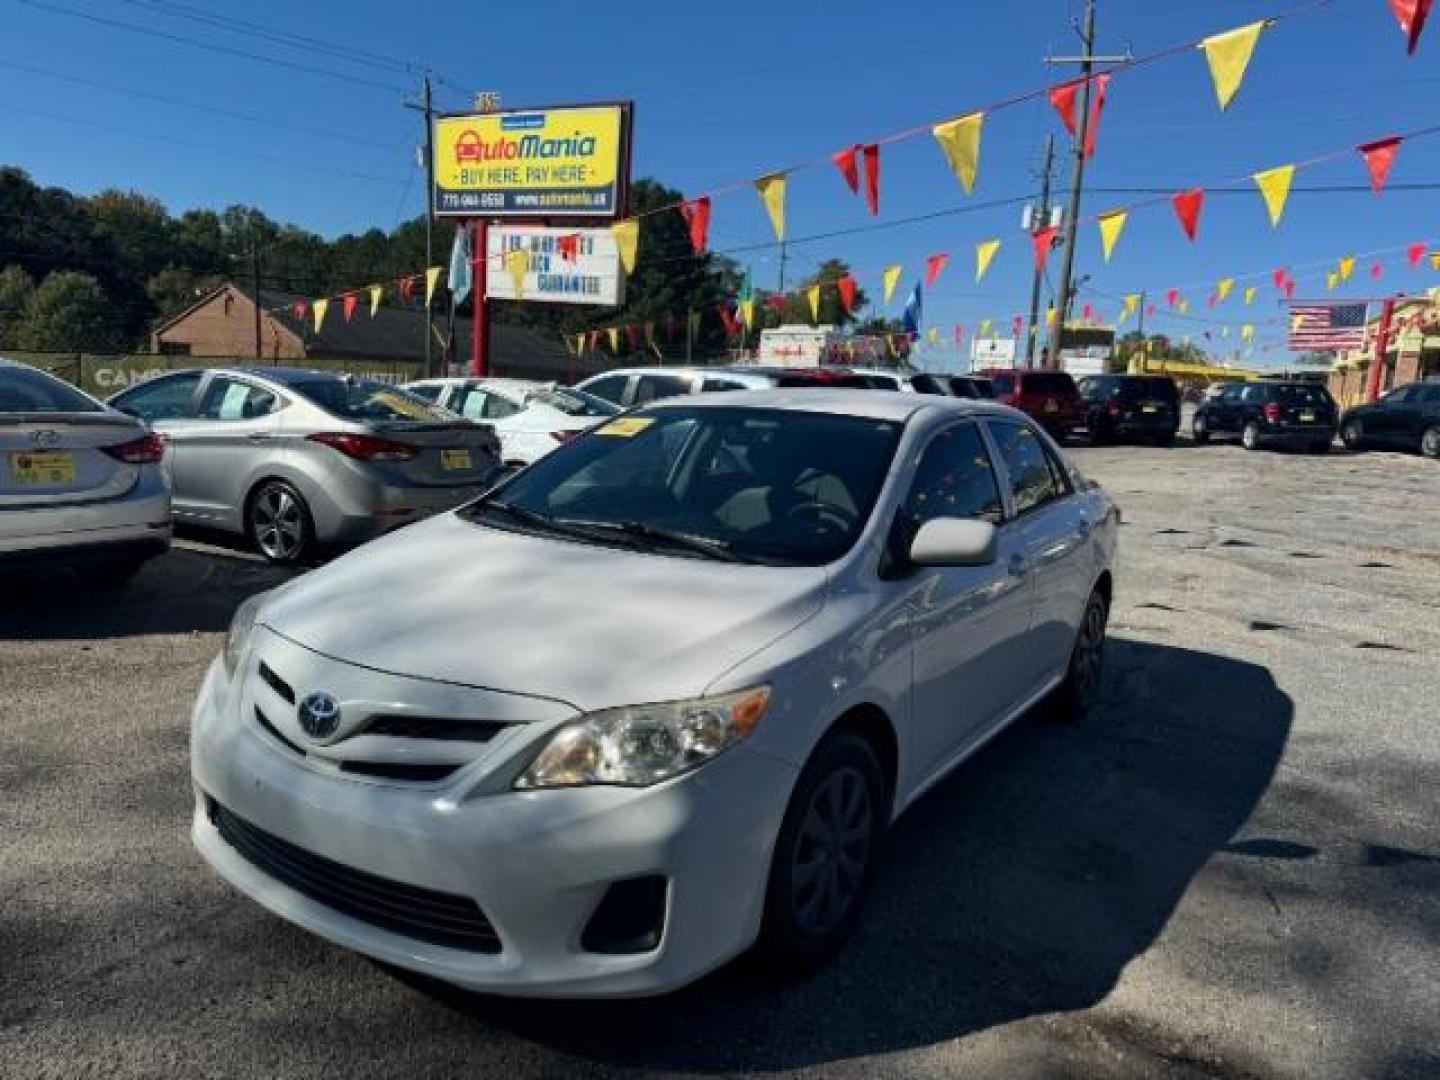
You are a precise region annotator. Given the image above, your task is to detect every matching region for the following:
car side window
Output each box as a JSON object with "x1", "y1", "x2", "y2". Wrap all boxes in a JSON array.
[
  {"x1": 448, "y1": 386, "x2": 487, "y2": 420},
  {"x1": 702, "y1": 378, "x2": 746, "y2": 392},
  {"x1": 112, "y1": 372, "x2": 203, "y2": 421},
  {"x1": 988, "y1": 420, "x2": 1068, "y2": 515},
  {"x1": 197, "y1": 377, "x2": 277, "y2": 421},
  {"x1": 580, "y1": 375, "x2": 628, "y2": 405},
  {"x1": 902, "y1": 423, "x2": 1005, "y2": 529},
  {"x1": 405, "y1": 384, "x2": 443, "y2": 403},
  {"x1": 633, "y1": 374, "x2": 692, "y2": 404},
  {"x1": 991, "y1": 373, "x2": 1016, "y2": 395},
  {"x1": 481, "y1": 393, "x2": 520, "y2": 419},
  {"x1": 1419, "y1": 386, "x2": 1440, "y2": 405}
]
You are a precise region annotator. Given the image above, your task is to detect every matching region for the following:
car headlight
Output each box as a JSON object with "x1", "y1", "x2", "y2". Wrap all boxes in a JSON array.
[
  {"x1": 515, "y1": 686, "x2": 771, "y2": 789},
  {"x1": 222, "y1": 591, "x2": 268, "y2": 679}
]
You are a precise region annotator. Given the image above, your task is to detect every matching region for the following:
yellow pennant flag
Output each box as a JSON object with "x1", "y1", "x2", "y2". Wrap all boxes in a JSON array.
[
  {"x1": 1338, "y1": 255, "x2": 1355, "y2": 281},
  {"x1": 932, "y1": 111, "x2": 984, "y2": 194},
  {"x1": 882, "y1": 264, "x2": 903, "y2": 304},
  {"x1": 1430, "y1": 252, "x2": 1440, "y2": 271},
  {"x1": 1253, "y1": 164, "x2": 1295, "y2": 227},
  {"x1": 575, "y1": 334, "x2": 586, "y2": 356},
  {"x1": 1216, "y1": 277, "x2": 1234, "y2": 303},
  {"x1": 1244, "y1": 286, "x2": 1258, "y2": 305},
  {"x1": 611, "y1": 219, "x2": 639, "y2": 275},
  {"x1": 1325, "y1": 271, "x2": 1339, "y2": 290},
  {"x1": 312, "y1": 298, "x2": 329, "y2": 333},
  {"x1": 607, "y1": 327, "x2": 620, "y2": 352},
  {"x1": 980, "y1": 319, "x2": 994, "y2": 335},
  {"x1": 1200, "y1": 21, "x2": 1266, "y2": 111},
  {"x1": 806, "y1": 285, "x2": 821, "y2": 324},
  {"x1": 1097, "y1": 210, "x2": 1127, "y2": 262},
  {"x1": 1242, "y1": 324, "x2": 1255, "y2": 342},
  {"x1": 1124, "y1": 293, "x2": 1140, "y2": 315},
  {"x1": 424, "y1": 266, "x2": 443, "y2": 307},
  {"x1": 1045, "y1": 306, "x2": 1056, "y2": 326},
  {"x1": 928, "y1": 326, "x2": 939, "y2": 345},
  {"x1": 975, "y1": 239, "x2": 1000, "y2": 282},
  {"x1": 506, "y1": 249, "x2": 528, "y2": 299},
  {"x1": 1178, "y1": 298, "x2": 1190, "y2": 314},
  {"x1": 739, "y1": 298, "x2": 755, "y2": 331},
  {"x1": 368, "y1": 284, "x2": 383, "y2": 317},
  {"x1": 754, "y1": 173, "x2": 787, "y2": 241}
]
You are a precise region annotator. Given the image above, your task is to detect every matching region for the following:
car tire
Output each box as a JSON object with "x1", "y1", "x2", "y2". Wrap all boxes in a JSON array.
[
  {"x1": 1421, "y1": 425, "x2": 1440, "y2": 459},
  {"x1": 1052, "y1": 586, "x2": 1109, "y2": 722},
  {"x1": 1341, "y1": 419, "x2": 1367, "y2": 452},
  {"x1": 759, "y1": 730, "x2": 885, "y2": 973},
  {"x1": 246, "y1": 480, "x2": 315, "y2": 565},
  {"x1": 1241, "y1": 422, "x2": 1263, "y2": 451},
  {"x1": 1191, "y1": 415, "x2": 1210, "y2": 445}
]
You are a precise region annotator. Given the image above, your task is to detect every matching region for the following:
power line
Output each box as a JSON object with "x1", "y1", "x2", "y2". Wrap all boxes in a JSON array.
[{"x1": 17, "y1": 0, "x2": 407, "y2": 94}]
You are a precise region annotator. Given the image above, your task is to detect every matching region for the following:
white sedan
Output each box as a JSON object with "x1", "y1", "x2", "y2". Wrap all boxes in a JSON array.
[
  {"x1": 402, "y1": 377, "x2": 618, "y2": 467},
  {"x1": 191, "y1": 390, "x2": 1118, "y2": 998}
]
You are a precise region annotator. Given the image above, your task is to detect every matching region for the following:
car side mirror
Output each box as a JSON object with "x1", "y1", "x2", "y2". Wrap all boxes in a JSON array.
[{"x1": 908, "y1": 518, "x2": 998, "y2": 567}]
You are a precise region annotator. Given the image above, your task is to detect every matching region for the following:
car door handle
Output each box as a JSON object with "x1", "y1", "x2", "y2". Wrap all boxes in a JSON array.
[{"x1": 245, "y1": 433, "x2": 272, "y2": 443}]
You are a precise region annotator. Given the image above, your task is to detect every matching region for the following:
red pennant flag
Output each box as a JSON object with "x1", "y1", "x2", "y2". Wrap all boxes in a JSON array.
[
  {"x1": 1409, "y1": 241, "x2": 1428, "y2": 267},
  {"x1": 557, "y1": 233, "x2": 579, "y2": 262},
  {"x1": 625, "y1": 325, "x2": 639, "y2": 349},
  {"x1": 1081, "y1": 303, "x2": 1093, "y2": 321},
  {"x1": 1372, "y1": 260, "x2": 1384, "y2": 280},
  {"x1": 1284, "y1": 279, "x2": 1296, "y2": 299},
  {"x1": 832, "y1": 145, "x2": 860, "y2": 194},
  {"x1": 1146, "y1": 304, "x2": 1157, "y2": 317},
  {"x1": 861, "y1": 144, "x2": 880, "y2": 216},
  {"x1": 1048, "y1": 73, "x2": 1110, "y2": 159},
  {"x1": 837, "y1": 275, "x2": 857, "y2": 314},
  {"x1": 1171, "y1": 188, "x2": 1204, "y2": 241},
  {"x1": 1012, "y1": 315, "x2": 1024, "y2": 335},
  {"x1": 716, "y1": 304, "x2": 735, "y2": 335},
  {"x1": 679, "y1": 197, "x2": 711, "y2": 253},
  {"x1": 1272, "y1": 267, "x2": 1289, "y2": 290},
  {"x1": 1166, "y1": 288, "x2": 1180, "y2": 308},
  {"x1": 924, "y1": 253, "x2": 949, "y2": 287},
  {"x1": 766, "y1": 294, "x2": 788, "y2": 313},
  {"x1": 291, "y1": 300, "x2": 308, "y2": 320},
  {"x1": 342, "y1": 292, "x2": 358, "y2": 322},
  {"x1": 1032, "y1": 225, "x2": 1058, "y2": 269},
  {"x1": 954, "y1": 324, "x2": 964, "y2": 344},
  {"x1": 1359, "y1": 136, "x2": 1403, "y2": 193},
  {"x1": 398, "y1": 275, "x2": 415, "y2": 303},
  {"x1": 1388, "y1": 0, "x2": 1433, "y2": 53},
  {"x1": 586, "y1": 330, "x2": 599, "y2": 352}
]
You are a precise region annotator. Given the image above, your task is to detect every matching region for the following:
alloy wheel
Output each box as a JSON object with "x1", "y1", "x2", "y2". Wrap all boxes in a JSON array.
[
  {"x1": 1242, "y1": 423, "x2": 1260, "y2": 451},
  {"x1": 1342, "y1": 420, "x2": 1364, "y2": 450},
  {"x1": 1072, "y1": 595, "x2": 1108, "y2": 711},
  {"x1": 789, "y1": 765, "x2": 874, "y2": 939},
  {"x1": 251, "y1": 484, "x2": 306, "y2": 562},
  {"x1": 1422, "y1": 426, "x2": 1440, "y2": 459}
]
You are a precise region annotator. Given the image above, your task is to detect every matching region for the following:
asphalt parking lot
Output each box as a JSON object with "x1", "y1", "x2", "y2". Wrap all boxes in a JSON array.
[{"x1": 2, "y1": 439, "x2": 1437, "y2": 1079}]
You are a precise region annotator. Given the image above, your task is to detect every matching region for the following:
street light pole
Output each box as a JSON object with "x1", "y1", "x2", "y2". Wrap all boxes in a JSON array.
[
  {"x1": 251, "y1": 243, "x2": 263, "y2": 362},
  {"x1": 1024, "y1": 134, "x2": 1055, "y2": 369}
]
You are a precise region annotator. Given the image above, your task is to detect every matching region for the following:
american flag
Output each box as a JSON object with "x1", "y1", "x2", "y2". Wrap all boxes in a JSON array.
[{"x1": 1287, "y1": 302, "x2": 1368, "y2": 351}]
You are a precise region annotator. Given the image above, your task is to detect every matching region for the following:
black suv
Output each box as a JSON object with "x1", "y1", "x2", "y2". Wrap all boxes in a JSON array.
[
  {"x1": 1339, "y1": 381, "x2": 1440, "y2": 458},
  {"x1": 1076, "y1": 374, "x2": 1180, "y2": 445},
  {"x1": 1193, "y1": 380, "x2": 1337, "y2": 453}
]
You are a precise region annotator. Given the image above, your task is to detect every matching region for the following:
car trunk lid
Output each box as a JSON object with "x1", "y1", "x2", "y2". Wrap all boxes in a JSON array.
[
  {"x1": 363, "y1": 420, "x2": 501, "y2": 487},
  {"x1": 0, "y1": 413, "x2": 145, "y2": 508}
]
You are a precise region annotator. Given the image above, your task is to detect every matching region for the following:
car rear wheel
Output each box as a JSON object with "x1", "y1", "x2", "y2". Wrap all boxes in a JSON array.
[
  {"x1": 760, "y1": 730, "x2": 884, "y2": 972},
  {"x1": 1191, "y1": 415, "x2": 1210, "y2": 445},
  {"x1": 1341, "y1": 419, "x2": 1367, "y2": 452},
  {"x1": 1053, "y1": 587, "x2": 1109, "y2": 722},
  {"x1": 1421, "y1": 425, "x2": 1440, "y2": 459},
  {"x1": 1241, "y1": 422, "x2": 1262, "y2": 451},
  {"x1": 247, "y1": 480, "x2": 314, "y2": 565}
]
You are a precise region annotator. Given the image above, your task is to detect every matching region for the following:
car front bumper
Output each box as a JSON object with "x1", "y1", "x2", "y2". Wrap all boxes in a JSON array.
[{"x1": 189, "y1": 657, "x2": 799, "y2": 998}]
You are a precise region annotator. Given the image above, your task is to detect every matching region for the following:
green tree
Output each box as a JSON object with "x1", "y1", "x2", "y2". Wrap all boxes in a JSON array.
[
  {"x1": 0, "y1": 264, "x2": 36, "y2": 348},
  {"x1": 146, "y1": 266, "x2": 224, "y2": 320},
  {"x1": 760, "y1": 258, "x2": 869, "y2": 329},
  {"x1": 18, "y1": 271, "x2": 121, "y2": 352}
]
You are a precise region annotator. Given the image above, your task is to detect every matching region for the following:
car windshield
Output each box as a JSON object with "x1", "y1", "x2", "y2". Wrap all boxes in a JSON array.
[
  {"x1": 464, "y1": 406, "x2": 903, "y2": 566},
  {"x1": 1115, "y1": 378, "x2": 1179, "y2": 402},
  {"x1": 288, "y1": 378, "x2": 450, "y2": 422},
  {"x1": 0, "y1": 365, "x2": 101, "y2": 413},
  {"x1": 1020, "y1": 373, "x2": 1077, "y2": 395},
  {"x1": 529, "y1": 385, "x2": 619, "y2": 417},
  {"x1": 1275, "y1": 384, "x2": 1330, "y2": 405}
]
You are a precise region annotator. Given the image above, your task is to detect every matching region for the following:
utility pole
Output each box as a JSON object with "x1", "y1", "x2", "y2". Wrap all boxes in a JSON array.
[
  {"x1": 1045, "y1": 0, "x2": 1129, "y2": 370},
  {"x1": 251, "y1": 243, "x2": 263, "y2": 362},
  {"x1": 405, "y1": 75, "x2": 438, "y2": 377},
  {"x1": 1024, "y1": 134, "x2": 1056, "y2": 369},
  {"x1": 777, "y1": 241, "x2": 788, "y2": 294}
]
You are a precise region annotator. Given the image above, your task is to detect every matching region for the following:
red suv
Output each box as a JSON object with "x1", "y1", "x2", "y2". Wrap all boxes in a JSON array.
[{"x1": 977, "y1": 368, "x2": 1085, "y2": 437}]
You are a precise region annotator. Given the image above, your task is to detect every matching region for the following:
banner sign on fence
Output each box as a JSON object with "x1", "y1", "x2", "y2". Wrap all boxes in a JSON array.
[
  {"x1": 433, "y1": 104, "x2": 631, "y2": 218},
  {"x1": 485, "y1": 227, "x2": 625, "y2": 306}
]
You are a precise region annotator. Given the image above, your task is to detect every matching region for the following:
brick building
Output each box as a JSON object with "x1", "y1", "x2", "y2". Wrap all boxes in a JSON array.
[
  {"x1": 149, "y1": 283, "x2": 599, "y2": 382},
  {"x1": 1329, "y1": 295, "x2": 1440, "y2": 405}
]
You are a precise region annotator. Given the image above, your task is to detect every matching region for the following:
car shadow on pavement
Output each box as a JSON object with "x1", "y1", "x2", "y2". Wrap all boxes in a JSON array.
[
  {"x1": 388, "y1": 636, "x2": 1293, "y2": 1072},
  {"x1": 0, "y1": 546, "x2": 295, "y2": 640}
]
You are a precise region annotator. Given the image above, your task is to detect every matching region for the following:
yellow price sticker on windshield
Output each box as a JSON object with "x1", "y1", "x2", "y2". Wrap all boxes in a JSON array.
[
  {"x1": 595, "y1": 417, "x2": 654, "y2": 437},
  {"x1": 373, "y1": 390, "x2": 434, "y2": 420}
]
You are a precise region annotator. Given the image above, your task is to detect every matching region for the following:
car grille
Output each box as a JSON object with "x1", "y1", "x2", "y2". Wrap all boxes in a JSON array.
[
  {"x1": 209, "y1": 799, "x2": 501, "y2": 953},
  {"x1": 252, "y1": 706, "x2": 463, "y2": 783}
]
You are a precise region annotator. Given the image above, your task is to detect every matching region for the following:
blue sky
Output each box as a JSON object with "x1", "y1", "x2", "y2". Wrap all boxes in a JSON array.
[{"x1": 3, "y1": 0, "x2": 1439, "y2": 368}]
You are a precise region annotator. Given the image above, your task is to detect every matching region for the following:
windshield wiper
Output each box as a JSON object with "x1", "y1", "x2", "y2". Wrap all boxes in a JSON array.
[
  {"x1": 477, "y1": 501, "x2": 622, "y2": 545},
  {"x1": 555, "y1": 519, "x2": 752, "y2": 563}
]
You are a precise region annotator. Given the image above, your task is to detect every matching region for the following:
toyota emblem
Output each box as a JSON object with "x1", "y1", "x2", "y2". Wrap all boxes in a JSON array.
[
  {"x1": 30, "y1": 429, "x2": 61, "y2": 448},
  {"x1": 297, "y1": 692, "x2": 342, "y2": 741}
]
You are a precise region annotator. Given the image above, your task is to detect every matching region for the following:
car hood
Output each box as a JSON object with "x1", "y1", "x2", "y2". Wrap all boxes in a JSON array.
[{"x1": 260, "y1": 512, "x2": 827, "y2": 711}]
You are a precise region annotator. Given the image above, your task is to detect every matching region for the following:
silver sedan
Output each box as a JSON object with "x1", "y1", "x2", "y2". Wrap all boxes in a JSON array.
[
  {"x1": 109, "y1": 367, "x2": 501, "y2": 564},
  {"x1": 1, "y1": 358, "x2": 171, "y2": 583}
]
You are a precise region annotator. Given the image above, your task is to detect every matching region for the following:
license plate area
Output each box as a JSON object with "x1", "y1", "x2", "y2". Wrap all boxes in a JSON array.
[
  {"x1": 9, "y1": 450, "x2": 75, "y2": 485},
  {"x1": 440, "y1": 448, "x2": 472, "y2": 471},
  {"x1": 1299, "y1": 410, "x2": 1316, "y2": 423}
]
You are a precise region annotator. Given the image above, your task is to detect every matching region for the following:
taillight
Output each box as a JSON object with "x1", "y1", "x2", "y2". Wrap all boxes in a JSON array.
[
  {"x1": 307, "y1": 432, "x2": 418, "y2": 461},
  {"x1": 1106, "y1": 399, "x2": 1123, "y2": 418},
  {"x1": 549, "y1": 429, "x2": 580, "y2": 444},
  {"x1": 102, "y1": 432, "x2": 165, "y2": 464},
  {"x1": 1263, "y1": 403, "x2": 1281, "y2": 423}
]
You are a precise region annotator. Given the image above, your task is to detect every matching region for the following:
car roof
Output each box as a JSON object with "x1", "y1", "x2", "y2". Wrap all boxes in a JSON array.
[
  {"x1": 636, "y1": 387, "x2": 1019, "y2": 424},
  {"x1": 146, "y1": 366, "x2": 351, "y2": 385}
]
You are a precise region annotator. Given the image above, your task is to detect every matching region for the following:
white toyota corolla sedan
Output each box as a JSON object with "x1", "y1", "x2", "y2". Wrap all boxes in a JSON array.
[{"x1": 191, "y1": 389, "x2": 1118, "y2": 998}]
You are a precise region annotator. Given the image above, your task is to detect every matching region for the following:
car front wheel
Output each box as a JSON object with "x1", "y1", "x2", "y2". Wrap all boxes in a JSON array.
[
  {"x1": 1053, "y1": 587, "x2": 1109, "y2": 722},
  {"x1": 1241, "y1": 421, "x2": 1263, "y2": 451},
  {"x1": 1421, "y1": 425, "x2": 1440, "y2": 459},
  {"x1": 247, "y1": 480, "x2": 314, "y2": 565},
  {"x1": 1192, "y1": 415, "x2": 1210, "y2": 445},
  {"x1": 1341, "y1": 419, "x2": 1367, "y2": 452},
  {"x1": 760, "y1": 730, "x2": 884, "y2": 972}
]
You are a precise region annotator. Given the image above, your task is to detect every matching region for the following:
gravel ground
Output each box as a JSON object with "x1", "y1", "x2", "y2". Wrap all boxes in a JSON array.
[{"x1": 1, "y1": 439, "x2": 1437, "y2": 1079}]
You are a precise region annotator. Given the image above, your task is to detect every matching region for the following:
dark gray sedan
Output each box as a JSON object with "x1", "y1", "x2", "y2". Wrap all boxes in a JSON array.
[{"x1": 110, "y1": 367, "x2": 501, "y2": 564}]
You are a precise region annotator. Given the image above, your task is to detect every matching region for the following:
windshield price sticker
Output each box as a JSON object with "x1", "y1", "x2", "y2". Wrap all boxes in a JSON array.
[{"x1": 595, "y1": 417, "x2": 654, "y2": 438}]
